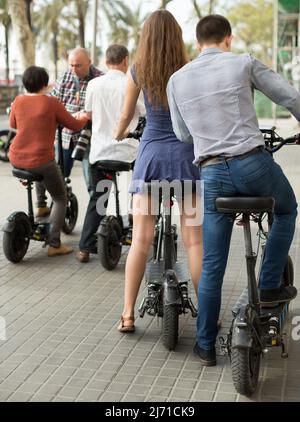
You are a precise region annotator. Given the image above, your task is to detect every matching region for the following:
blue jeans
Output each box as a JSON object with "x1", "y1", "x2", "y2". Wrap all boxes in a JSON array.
[
  {"x1": 79, "y1": 165, "x2": 112, "y2": 252},
  {"x1": 197, "y1": 148, "x2": 297, "y2": 350},
  {"x1": 58, "y1": 144, "x2": 93, "y2": 196}
]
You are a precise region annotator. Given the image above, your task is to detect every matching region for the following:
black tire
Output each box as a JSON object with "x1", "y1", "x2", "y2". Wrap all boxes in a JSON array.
[
  {"x1": 282, "y1": 255, "x2": 293, "y2": 287},
  {"x1": 98, "y1": 216, "x2": 122, "y2": 270},
  {"x1": 172, "y1": 224, "x2": 178, "y2": 261},
  {"x1": 162, "y1": 304, "x2": 179, "y2": 351},
  {"x1": 3, "y1": 214, "x2": 31, "y2": 263},
  {"x1": 0, "y1": 130, "x2": 10, "y2": 162},
  {"x1": 62, "y1": 193, "x2": 78, "y2": 234},
  {"x1": 231, "y1": 330, "x2": 261, "y2": 396}
]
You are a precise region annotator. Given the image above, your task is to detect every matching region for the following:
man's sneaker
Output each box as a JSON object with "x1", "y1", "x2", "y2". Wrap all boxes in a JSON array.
[
  {"x1": 48, "y1": 244, "x2": 73, "y2": 257},
  {"x1": 193, "y1": 343, "x2": 216, "y2": 366},
  {"x1": 36, "y1": 206, "x2": 51, "y2": 218},
  {"x1": 260, "y1": 285, "x2": 297, "y2": 306}
]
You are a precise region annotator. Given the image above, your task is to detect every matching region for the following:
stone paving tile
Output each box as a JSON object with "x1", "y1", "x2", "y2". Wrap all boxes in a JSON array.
[
  {"x1": 52, "y1": 396, "x2": 74, "y2": 402},
  {"x1": 192, "y1": 390, "x2": 215, "y2": 401},
  {"x1": 37, "y1": 383, "x2": 62, "y2": 396},
  {"x1": 214, "y1": 392, "x2": 238, "y2": 402},
  {"x1": 1, "y1": 134, "x2": 300, "y2": 402},
  {"x1": 154, "y1": 377, "x2": 177, "y2": 387},
  {"x1": 0, "y1": 389, "x2": 12, "y2": 401},
  {"x1": 99, "y1": 392, "x2": 124, "y2": 402},
  {"x1": 30, "y1": 393, "x2": 55, "y2": 402},
  {"x1": 14, "y1": 381, "x2": 41, "y2": 394},
  {"x1": 122, "y1": 394, "x2": 147, "y2": 402},
  {"x1": 76, "y1": 389, "x2": 102, "y2": 402},
  {"x1": 7, "y1": 392, "x2": 33, "y2": 402},
  {"x1": 149, "y1": 385, "x2": 173, "y2": 397},
  {"x1": 196, "y1": 381, "x2": 218, "y2": 392},
  {"x1": 170, "y1": 388, "x2": 193, "y2": 400}
]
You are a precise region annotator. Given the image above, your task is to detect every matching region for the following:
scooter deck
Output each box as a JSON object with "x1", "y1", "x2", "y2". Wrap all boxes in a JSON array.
[
  {"x1": 233, "y1": 287, "x2": 289, "y2": 320},
  {"x1": 260, "y1": 302, "x2": 287, "y2": 318},
  {"x1": 145, "y1": 260, "x2": 190, "y2": 284},
  {"x1": 35, "y1": 216, "x2": 50, "y2": 223}
]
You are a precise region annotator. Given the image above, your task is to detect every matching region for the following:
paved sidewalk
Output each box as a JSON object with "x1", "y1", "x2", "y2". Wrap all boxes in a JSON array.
[{"x1": 0, "y1": 119, "x2": 300, "y2": 402}]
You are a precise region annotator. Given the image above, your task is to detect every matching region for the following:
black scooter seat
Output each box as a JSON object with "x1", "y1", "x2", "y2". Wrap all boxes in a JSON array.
[
  {"x1": 95, "y1": 160, "x2": 134, "y2": 172},
  {"x1": 216, "y1": 197, "x2": 275, "y2": 214},
  {"x1": 12, "y1": 168, "x2": 43, "y2": 182}
]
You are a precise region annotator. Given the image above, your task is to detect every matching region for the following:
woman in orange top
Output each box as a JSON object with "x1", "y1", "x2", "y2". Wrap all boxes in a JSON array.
[{"x1": 9, "y1": 66, "x2": 88, "y2": 256}]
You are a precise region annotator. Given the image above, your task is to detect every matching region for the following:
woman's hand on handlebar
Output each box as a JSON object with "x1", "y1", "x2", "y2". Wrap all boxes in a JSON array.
[{"x1": 114, "y1": 128, "x2": 129, "y2": 141}]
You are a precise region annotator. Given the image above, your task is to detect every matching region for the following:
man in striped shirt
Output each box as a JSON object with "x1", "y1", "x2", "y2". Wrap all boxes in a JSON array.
[{"x1": 52, "y1": 47, "x2": 104, "y2": 194}]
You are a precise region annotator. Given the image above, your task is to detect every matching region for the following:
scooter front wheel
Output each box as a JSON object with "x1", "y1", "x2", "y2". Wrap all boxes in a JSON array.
[
  {"x1": 62, "y1": 193, "x2": 78, "y2": 234},
  {"x1": 98, "y1": 216, "x2": 122, "y2": 270},
  {"x1": 0, "y1": 130, "x2": 11, "y2": 162},
  {"x1": 231, "y1": 330, "x2": 261, "y2": 396},
  {"x1": 3, "y1": 213, "x2": 31, "y2": 263},
  {"x1": 162, "y1": 303, "x2": 179, "y2": 351}
]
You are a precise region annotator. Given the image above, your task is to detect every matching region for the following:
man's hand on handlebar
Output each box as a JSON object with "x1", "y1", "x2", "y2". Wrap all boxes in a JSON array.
[
  {"x1": 261, "y1": 127, "x2": 300, "y2": 153},
  {"x1": 72, "y1": 111, "x2": 90, "y2": 121}
]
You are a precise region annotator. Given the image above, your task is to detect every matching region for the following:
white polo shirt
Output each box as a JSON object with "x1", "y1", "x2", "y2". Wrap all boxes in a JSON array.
[{"x1": 85, "y1": 69, "x2": 145, "y2": 165}]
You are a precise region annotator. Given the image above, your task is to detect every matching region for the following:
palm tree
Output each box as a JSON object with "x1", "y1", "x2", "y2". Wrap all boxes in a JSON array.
[
  {"x1": 209, "y1": 0, "x2": 215, "y2": 14},
  {"x1": 191, "y1": 0, "x2": 218, "y2": 21},
  {"x1": 8, "y1": 0, "x2": 35, "y2": 68},
  {"x1": 103, "y1": 1, "x2": 147, "y2": 54},
  {"x1": 160, "y1": 0, "x2": 173, "y2": 9},
  {"x1": 192, "y1": 0, "x2": 203, "y2": 19},
  {"x1": 34, "y1": 0, "x2": 79, "y2": 78},
  {"x1": 74, "y1": 0, "x2": 89, "y2": 48},
  {"x1": 0, "y1": 0, "x2": 11, "y2": 80},
  {"x1": 34, "y1": 0, "x2": 64, "y2": 78}
]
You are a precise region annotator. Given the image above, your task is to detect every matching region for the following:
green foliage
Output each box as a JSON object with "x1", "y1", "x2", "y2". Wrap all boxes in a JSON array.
[
  {"x1": 278, "y1": 0, "x2": 299, "y2": 13},
  {"x1": 103, "y1": 0, "x2": 147, "y2": 54},
  {"x1": 0, "y1": 0, "x2": 11, "y2": 27},
  {"x1": 226, "y1": 0, "x2": 273, "y2": 65},
  {"x1": 254, "y1": 91, "x2": 272, "y2": 118}
]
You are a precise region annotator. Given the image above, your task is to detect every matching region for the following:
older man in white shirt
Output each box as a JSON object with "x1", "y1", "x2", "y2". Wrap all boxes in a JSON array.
[{"x1": 76, "y1": 44, "x2": 145, "y2": 263}]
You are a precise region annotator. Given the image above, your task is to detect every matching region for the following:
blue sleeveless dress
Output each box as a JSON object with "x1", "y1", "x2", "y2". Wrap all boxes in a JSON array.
[{"x1": 129, "y1": 67, "x2": 199, "y2": 193}]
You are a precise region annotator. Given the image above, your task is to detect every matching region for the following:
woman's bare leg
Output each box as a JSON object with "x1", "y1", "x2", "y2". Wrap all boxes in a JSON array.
[
  {"x1": 180, "y1": 192, "x2": 203, "y2": 294},
  {"x1": 121, "y1": 194, "x2": 156, "y2": 327}
]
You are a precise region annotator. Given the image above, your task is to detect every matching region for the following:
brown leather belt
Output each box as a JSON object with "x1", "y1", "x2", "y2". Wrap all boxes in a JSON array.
[{"x1": 200, "y1": 146, "x2": 263, "y2": 168}]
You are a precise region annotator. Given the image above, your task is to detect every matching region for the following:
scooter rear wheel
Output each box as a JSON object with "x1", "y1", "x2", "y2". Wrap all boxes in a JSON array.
[{"x1": 3, "y1": 214, "x2": 31, "y2": 263}]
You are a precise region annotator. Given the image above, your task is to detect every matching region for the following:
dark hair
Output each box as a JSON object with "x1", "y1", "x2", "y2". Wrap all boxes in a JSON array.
[
  {"x1": 106, "y1": 44, "x2": 129, "y2": 65},
  {"x1": 196, "y1": 14, "x2": 232, "y2": 45},
  {"x1": 22, "y1": 66, "x2": 49, "y2": 93}
]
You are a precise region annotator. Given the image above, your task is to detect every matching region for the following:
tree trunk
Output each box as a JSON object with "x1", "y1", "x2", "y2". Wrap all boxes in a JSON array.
[
  {"x1": 160, "y1": 0, "x2": 173, "y2": 8},
  {"x1": 209, "y1": 0, "x2": 214, "y2": 14},
  {"x1": 9, "y1": 0, "x2": 35, "y2": 69},
  {"x1": 52, "y1": 33, "x2": 58, "y2": 80},
  {"x1": 192, "y1": 0, "x2": 202, "y2": 19},
  {"x1": 24, "y1": 0, "x2": 32, "y2": 30},
  {"x1": 76, "y1": 1, "x2": 85, "y2": 47},
  {"x1": 5, "y1": 25, "x2": 10, "y2": 81}
]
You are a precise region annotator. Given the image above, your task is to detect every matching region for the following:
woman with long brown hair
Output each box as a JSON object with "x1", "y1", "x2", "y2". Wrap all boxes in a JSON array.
[{"x1": 114, "y1": 9, "x2": 203, "y2": 332}]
